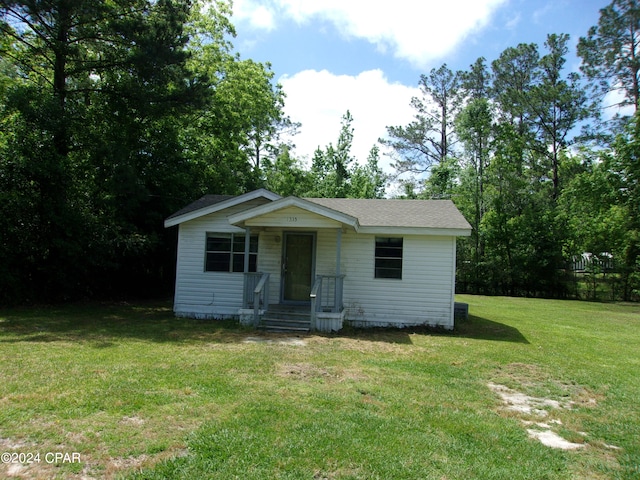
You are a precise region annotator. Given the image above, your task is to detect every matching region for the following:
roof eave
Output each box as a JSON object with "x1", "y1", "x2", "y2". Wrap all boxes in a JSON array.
[
  {"x1": 164, "y1": 189, "x2": 281, "y2": 228},
  {"x1": 357, "y1": 226, "x2": 472, "y2": 236}
]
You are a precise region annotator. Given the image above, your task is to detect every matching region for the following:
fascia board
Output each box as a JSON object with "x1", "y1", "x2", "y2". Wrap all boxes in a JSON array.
[
  {"x1": 164, "y1": 189, "x2": 281, "y2": 228},
  {"x1": 228, "y1": 197, "x2": 360, "y2": 230},
  {"x1": 357, "y1": 226, "x2": 473, "y2": 237}
]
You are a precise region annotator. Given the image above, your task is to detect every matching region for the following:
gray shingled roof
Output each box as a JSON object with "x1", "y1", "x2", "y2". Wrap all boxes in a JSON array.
[
  {"x1": 166, "y1": 194, "x2": 233, "y2": 220},
  {"x1": 166, "y1": 192, "x2": 471, "y2": 231},
  {"x1": 305, "y1": 198, "x2": 471, "y2": 230}
]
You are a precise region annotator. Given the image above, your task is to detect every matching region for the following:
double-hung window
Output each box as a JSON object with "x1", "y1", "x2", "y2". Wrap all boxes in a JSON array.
[
  {"x1": 374, "y1": 237, "x2": 403, "y2": 279},
  {"x1": 205, "y1": 233, "x2": 258, "y2": 272}
]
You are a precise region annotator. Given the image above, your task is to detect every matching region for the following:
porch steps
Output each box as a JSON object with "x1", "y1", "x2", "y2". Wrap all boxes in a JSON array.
[{"x1": 258, "y1": 305, "x2": 311, "y2": 333}]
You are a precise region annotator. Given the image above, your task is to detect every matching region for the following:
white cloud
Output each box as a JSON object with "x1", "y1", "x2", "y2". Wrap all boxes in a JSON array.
[
  {"x1": 232, "y1": 0, "x2": 508, "y2": 68},
  {"x1": 279, "y1": 69, "x2": 419, "y2": 171},
  {"x1": 505, "y1": 13, "x2": 521, "y2": 30},
  {"x1": 602, "y1": 86, "x2": 635, "y2": 119},
  {"x1": 250, "y1": 5, "x2": 275, "y2": 30},
  {"x1": 532, "y1": 3, "x2": 554, "y2": 25},
  {"x1": 232, "y1": 0, "x2": 276, "y2": 31}
]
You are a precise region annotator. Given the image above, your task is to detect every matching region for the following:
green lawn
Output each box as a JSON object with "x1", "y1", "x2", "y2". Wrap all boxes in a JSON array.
[{"x1": 0, "y1": 297, "x2": 638, "y2": 479}]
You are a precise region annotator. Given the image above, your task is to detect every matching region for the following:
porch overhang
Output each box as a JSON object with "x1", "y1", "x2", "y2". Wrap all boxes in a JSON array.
[{"x1": 227, "y1": 196, "x2": 360, "y2": 231}]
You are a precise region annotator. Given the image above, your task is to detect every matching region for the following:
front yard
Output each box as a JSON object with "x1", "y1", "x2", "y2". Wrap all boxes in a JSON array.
[{"x1": 0, "y1": 296, "x2": 638, "y2": 479}]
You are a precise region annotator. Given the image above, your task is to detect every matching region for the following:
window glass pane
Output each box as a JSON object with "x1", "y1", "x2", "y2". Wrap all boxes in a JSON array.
[
  {"x1": 232, "y1": 235, "x2": 259, "y2": 253},
  {"x1": 207, "y1": 235, "x2": 231, "y2": 252},
  {"x1": 376, "y1": 237, "x2": 402, "y2": 247},
  {"x1": 206, "y1": 252, "x2": 230, "y2": 271},
  {"x1": 207, "y1": 233, "x2": 258, "y2": 272},
  {"x1": 232, "y1": 253, "x2": 244, "y2": 272},
  {"x1": 388, "y1": 238, "x2": 403, "y2": 247},
  {"x1": 375, "y1": 237, "x2": 403, "y2": 279},
  {"x1": 233, "y1": 235, "x2": 246, "y2": 253},
  {"x1": 376, "y1": 258, "x2": 402, "y2": 270},
  {"x1": 375, "y1": 267, "x2": 402, "y2": 279},
  {"x1": 231, "y1": 253, "x2": 258, "y2": 272},
  {"x1": 375, "y1": 246, "x2": 403, "y2": 258}
]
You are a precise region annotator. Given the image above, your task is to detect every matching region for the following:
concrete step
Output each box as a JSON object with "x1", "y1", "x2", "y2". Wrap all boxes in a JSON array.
[
  {"x1": 257, "y1": 324, "x2": 310, "y2": 333},
  {"x1": 259, "y1": 308, "x2": 311, "y2": 332},
  {"x1": 259, "y1": 319, "x2": 310, "y2": 331}
]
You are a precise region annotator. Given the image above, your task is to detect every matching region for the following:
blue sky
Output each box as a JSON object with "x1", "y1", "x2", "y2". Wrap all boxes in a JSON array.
[{"x1": 229, "y1": 0, "x2": 608, "y2": 176}]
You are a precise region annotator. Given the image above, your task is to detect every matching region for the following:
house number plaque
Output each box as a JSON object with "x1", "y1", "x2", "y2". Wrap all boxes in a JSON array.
[{"x1": 287, "y1": 216, "x2": 298, "y2": 222}]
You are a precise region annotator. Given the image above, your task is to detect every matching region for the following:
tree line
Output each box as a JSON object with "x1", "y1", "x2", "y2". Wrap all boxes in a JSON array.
[
  {"x1": 0, "y1": 0, "x2": 286, "y2": 302},
  {"x1": 0, "y1": 0, "x2": 638, "y2": 303},
  {"x1": 377, "y1": 1, "x2": 640, "y2": 300}
]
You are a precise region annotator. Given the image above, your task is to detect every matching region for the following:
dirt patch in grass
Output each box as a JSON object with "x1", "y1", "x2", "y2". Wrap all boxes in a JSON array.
[
  {"x1": 492, "y1": 362, "x2": 601, "y2": 405},
  {"x1": 489, "y1": 365, "x2": 617, "y2": 456},
  {"x1": 277, "y1": 362, "x2": 368, "y2": 384},
  {"x1": 1, "y1": 461, "x2": 57, "y2": 480},
  {"x1": 488, "y1": 381, "x2": 587, "y2": 450},
  {"x1": 526, "y1": 428, "x2": 585, "y2": 450},
  {"x1": 488, "y1": 382, "x2": 570, "y2": 416},
  {"x1": 103, "y1": 448, "x2": 188, "y2": 479},
  {"x1": 0, "y1": 428, "x2": 191, "y2": 480},
  {"x1": 0, "y1": 404, "x2": 212, "y2": 479},
  {"x1": 0, "y1": 436, "x2": 78, "y2": 480},
  {"x1": 243, "y1": 336, "x2": 307, "y2": 346},
  {"x1": 278, "y1": 363, "x2": 336, "y2": 380},
  {"x1": 303, "y1": 332, "x2": 419, "y2": 357},
  {"x1": 119, "y1": 415, "x2": 145, "y2": 427}
]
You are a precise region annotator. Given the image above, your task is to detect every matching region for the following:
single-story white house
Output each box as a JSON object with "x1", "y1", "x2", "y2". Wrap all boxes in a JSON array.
[{"x1": 164, "y1": 189, "x2": 472, "y2": 332}]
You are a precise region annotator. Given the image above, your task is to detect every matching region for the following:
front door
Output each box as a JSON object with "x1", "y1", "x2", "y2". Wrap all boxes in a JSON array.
[{"x1": 282, "y1": 233, "x2": 315, "y2": 303}]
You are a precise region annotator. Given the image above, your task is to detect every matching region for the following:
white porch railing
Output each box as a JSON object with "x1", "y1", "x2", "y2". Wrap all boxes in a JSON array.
[
  {"x1": 243, "y1": 272, "x2": 262, "y2": 308},
  {"x1": 244, "y1": 272, "x2": 270, "y2": 326},
  {"x1": 310, "y1": 274, "x2": 345, "y2": 329}
]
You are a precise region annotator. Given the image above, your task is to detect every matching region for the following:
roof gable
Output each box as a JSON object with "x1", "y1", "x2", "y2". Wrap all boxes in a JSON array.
[
  {"x1": 164, "y1": 189, "x2": 281, "y2": 227},
  {"x1": 227, "y1": 197, "x2": 360, "y2": 230}
]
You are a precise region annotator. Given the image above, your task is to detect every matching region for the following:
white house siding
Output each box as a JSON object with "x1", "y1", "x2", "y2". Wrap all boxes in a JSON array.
[
  {"x1": 173, "y1": 199, "x2": 271, "y2": 319},
  {"x1": 174, "y1": 206, "x2": 456, "y2": 328},
  {"x1": 339, "y1": 232, "x2": 456, "y2": 329},
  {"x1": 316, "y1": 229, "x2": 341, "y2": 274},
  {"x1": 256, "y1": 231, "x2": 282, "y2": 305}
]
